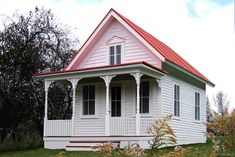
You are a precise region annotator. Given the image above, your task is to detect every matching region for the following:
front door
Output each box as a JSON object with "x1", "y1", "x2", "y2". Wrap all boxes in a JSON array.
[{"x1": 111, "y1": 86, "x2": 121, "y2": 117}]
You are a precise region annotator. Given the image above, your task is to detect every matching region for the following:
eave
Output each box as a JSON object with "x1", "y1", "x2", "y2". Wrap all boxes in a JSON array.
[
  {"x1": 34, "y1": 62, "x2": 166, "y2": 81},
  {"x1": 165, "y1": 60, "x2": 215, "y2": 87}
]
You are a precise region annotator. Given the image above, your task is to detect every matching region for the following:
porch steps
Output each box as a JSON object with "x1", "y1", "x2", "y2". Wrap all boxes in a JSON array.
[{"x1": 66, "y1": 140, "x2": 120, "y2": 151}]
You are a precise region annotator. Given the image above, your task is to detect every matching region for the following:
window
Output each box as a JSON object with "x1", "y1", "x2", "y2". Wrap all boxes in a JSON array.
[
  {"x1": 195, "y1": 92, "x2": 200, "y2": 120},
  {"x1": 174, "y1": 84, "x2": 180, "y2": 117},
  {"x1": 83, "y1": 85, "x2": 95, "y2": 115},
  {"x1": 140, "y1": 81, "x2": 149, "y2": 114},
  {"x1": 111, "y1": 86, "x2": 121, "y2": 117},
  {"x1": 109, "y1": 45, "x2": 121, "y2": 65}
]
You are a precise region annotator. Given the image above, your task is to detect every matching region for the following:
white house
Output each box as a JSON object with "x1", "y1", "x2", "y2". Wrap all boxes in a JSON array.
[{"x1": 34, "y1": 8, "x2": 214, "y2": 151}]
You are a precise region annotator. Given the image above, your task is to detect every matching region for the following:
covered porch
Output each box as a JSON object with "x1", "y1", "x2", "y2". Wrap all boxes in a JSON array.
[{"x1": 40, "y1": 62, "x2": 165, "y2": 137}]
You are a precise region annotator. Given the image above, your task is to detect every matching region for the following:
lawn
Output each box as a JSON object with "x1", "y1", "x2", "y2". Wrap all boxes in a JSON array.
[{"x1": 0, "y1": 138, "x2": 235, "y2": 157}]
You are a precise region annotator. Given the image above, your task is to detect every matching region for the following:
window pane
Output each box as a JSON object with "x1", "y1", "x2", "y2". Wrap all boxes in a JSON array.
[
  {"x1": 142, "y1": 98, "x2": 149, "y2": 113},
  {"x1": 116, "y1": 101, "x2": 121, "y2": 117},
  {"x1": 116, "y1": 45, "x2": 121, "y2": 55},
  {"x1": 89, "y1": 101, "x2": 95, "y2": 115},
  {"x1": 110, "y1": 46, "x2": 114, "y2": 55},
  {"x1": 110, "y1": 55, "x2": 114, "y2": 65},
  {"x1": 83, "y1": 101, "x2": 88, "y2": 115},
  {"x1": 174, "y1": 101, "x2": 177, "y2": 116},
  {"x1": 89, "y1": 85, "x2": 95, "y2": 99},
  {"x1": 83, "y1": 86, "x2": 89, "y2": 100},
  {"x1": 116, "y1": 54, "x2": 121, "y2": 64},
  {"x1": 116, "y1": 87, "x2": 121, "y2": 100},
  {"x1": 142, "y1": 82, "x2": 149, "y2": 97},
  {"x1": 177, "y1": 102, "x2": 180, "y2": 116},
  {"x1": 111, "y1": 102, "x2": 116, "y2": 117}
]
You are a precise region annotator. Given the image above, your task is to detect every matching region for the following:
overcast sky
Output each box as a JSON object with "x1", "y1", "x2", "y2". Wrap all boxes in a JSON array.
[{"x1": 0, "y1": 0, "x2": 234, "y2": 109}]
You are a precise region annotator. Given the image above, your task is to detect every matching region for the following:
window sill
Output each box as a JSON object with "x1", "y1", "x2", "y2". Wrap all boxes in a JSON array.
[
  {"x1": 172, "y1": 116, "x2": 181, "y2": 121},
  {"x1": 131, "y1": 113, "x2": 153, "y2": 118},
  {"x1": 193, "y1": 120, "x2": 202, "y2": 124},
  {"x1": 140, "y1": 114, "x2": 153, "y2": 118},
  {"x1": 80, "y1": 115, "x2": 98, "y2": 119}
]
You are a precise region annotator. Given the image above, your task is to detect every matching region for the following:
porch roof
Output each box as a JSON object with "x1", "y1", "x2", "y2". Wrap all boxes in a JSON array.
[{"x1": 33, "y1": 61, "x2": 166, "y2": 80}]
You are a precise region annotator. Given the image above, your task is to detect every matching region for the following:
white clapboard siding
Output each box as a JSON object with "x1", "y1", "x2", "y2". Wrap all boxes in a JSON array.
[
  {"x1": 45, "y1": 120, "x2": 72, "y2": 136},
  {"x1": 161, "y1": 75, "x2": 207, "y2": 144},
  {"x1": 77, "y1": 20, "x2": 162, "y2": 69},
  {"x1": 110, "y1": 118, "x2": 136, "y2": 135}
]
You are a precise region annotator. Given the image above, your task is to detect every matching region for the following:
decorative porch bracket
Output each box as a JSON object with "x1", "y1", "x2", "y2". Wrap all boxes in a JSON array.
[
  {"x1": 156, "y1": 79, "x2": 162, "y2": 88},
  {"x1": 100, "y1": 75, "x2": 116, "y2": 136},
  {"x1": 68, "y1": 78, "x2": 80, "y2": 136},
  {"x1": 131, "y1": 72, "x2": 143, "y2": 135}
]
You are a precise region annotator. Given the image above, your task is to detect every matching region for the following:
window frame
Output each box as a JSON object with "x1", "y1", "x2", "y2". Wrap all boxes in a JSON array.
[
  {"x1": 107, "y1": 43, "x2": 124, "y2": 65},
  {"x1": 173, "y1": 83, "x2": 180, "y2": 118},
  {"x1": 195, "y1": 92, "x2": 200, "y2": 121},
  {"x1": 81, "y1": 84, "x2": 97, "y2": 118}
]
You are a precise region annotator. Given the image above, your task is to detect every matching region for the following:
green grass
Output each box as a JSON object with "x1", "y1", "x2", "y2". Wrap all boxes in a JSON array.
[{"x1": 0, "y1": 137, "x2": 235, "y2": 157}]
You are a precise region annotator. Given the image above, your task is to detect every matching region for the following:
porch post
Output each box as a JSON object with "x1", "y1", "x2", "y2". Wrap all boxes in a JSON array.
[
  {"x1": 69, "y1": 78, "x2": 80, "y2": 136},
  {"x1": 131, "y1": 72, "x2": 143, "y2": 135},
  {"x1": 100, "y1": 75, "x2": 115, "y2": 136},
  {"x1": 44, "y1": 80, "x2": 52, "y2": 136}
]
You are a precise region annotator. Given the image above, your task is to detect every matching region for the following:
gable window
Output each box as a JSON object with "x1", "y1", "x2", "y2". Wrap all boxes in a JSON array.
[
  {"x1": 195, "y1": 92, "x2": 200, "y2": 120},
  {"x1": 83, "y1": 85, "x2": 95, "y2": 115},
  {"x1": 110, "y1": 45, "x2": 121, "y2": 65},
  {"x1": 140, "y1": 81, "x2": 149, "y2": 114},
  {"x1": 174, "y1": 84, "x2": 180, "y2": 117}
]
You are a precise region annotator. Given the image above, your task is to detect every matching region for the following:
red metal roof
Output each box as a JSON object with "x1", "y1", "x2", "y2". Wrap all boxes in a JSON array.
[{"x1": 112, "y1": 9, "x2": 213, "y2": 85}]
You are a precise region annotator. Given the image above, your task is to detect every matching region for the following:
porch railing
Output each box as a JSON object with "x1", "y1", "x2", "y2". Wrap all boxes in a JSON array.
[
  {"x1": 110, "y1": 118, "x2": 156, "y2": 136},
  {"x1": 110, "y1": 118, "x2": 136, "y2": 135},
  {"x1": 140, "y1": 118, "x2": 155, "y2": 135},
  {"x1": 44, "y1": 120, "x2": 72, "y2": 136}
]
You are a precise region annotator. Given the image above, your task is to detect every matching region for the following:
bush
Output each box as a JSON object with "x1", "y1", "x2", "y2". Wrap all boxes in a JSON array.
[
  {"x1": 147, "y1": 114, "x2": 177, "y2": 149},
  {"x1": 117, "y1": 143, "x2": 146, "y2": 157}
]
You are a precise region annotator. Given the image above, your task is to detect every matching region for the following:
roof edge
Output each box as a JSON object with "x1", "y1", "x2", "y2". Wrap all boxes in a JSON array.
[
  {"x1": 165, "y1": 60, "x2": 215, "y2": 87},
  {"x1": 33, "y1": 61, "x2": 166, "y2": 78}
]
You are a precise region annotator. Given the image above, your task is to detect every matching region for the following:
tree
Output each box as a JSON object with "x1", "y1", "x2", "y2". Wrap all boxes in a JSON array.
[
  {"x1": 0, "y1": 7, "x2": 78, "y2": 141},
  {"x1": 213, "y1": 91, "x2": 229, "y2": 117},
  {"x1": 206, "y1": 96, "x2": 213, "y2": 122}
]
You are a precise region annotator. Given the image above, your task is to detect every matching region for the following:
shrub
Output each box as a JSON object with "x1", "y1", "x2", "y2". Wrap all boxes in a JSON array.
[
  {"x1": 160, "y1": 146, "x2": 192, "y2": 157},
  {"x1": 117, "y1": 143, "x2": 146, "y2": 157},
  {"x1": 147, "y1": 114, "x2": 177, "y2": 149},
  {"x1": 96, "y1": 142, "x2": 113, "y2": 157}
]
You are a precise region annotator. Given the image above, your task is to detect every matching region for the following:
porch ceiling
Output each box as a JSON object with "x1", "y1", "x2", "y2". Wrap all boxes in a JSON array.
[{"x1": 34, "y1": 62, "x2": 166, "y2": 81}]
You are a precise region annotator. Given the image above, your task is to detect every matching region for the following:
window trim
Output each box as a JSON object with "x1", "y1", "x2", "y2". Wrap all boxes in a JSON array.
[
  {"x1": 81, "y1": 84, "x2": 97, "y2": 118},
  {"x1": 173, "y1": 83, "x2": 180, "y2": 118},
  {"x1": 195, "y1": 92, "x2": 200, "y2": 121}
]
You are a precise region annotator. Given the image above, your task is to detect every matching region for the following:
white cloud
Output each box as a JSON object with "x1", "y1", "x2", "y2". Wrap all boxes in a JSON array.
[{"x1": 0, "y1": 0, "x2": 234, "y2": 109}]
